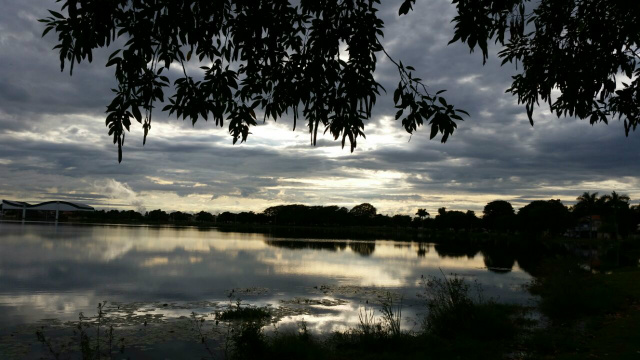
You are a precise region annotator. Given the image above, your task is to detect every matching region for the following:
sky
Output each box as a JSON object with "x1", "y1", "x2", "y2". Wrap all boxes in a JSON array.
[{"x1": 0, "y1": 0, "x2": 639, "y2": 216}]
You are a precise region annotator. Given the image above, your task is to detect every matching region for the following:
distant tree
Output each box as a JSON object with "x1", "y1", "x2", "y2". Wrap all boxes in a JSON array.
[
  {"x1": 195, "y1": 211, "x2": 215, "y2": 223},
  {"x1": 434, "y1": 208, "x2": 476, "y2": 231},
  {"x1": 372, "y1": 213, "x2": 393, "y2": 227},
  {"x1": 147, "y1": 209, "x2": 169, "y2": 222},
  {"x1": 170, "y1": 211, "x2": 192, "y2": 222},
  {"x1": 415, "y1": 208, "x2": 430, "y2": 220},
  {"x1": 631, "y1": 205, "x2": 640, "y2": 234},
  {"x1": 216, "y1": 211, "x2": 236, "y2": 224},
  {"x1": 336, "y1": 207, "x2": 350, "y2": 223},
  {"x1": 465, "y1": 210, "x2": 481, "y2": 230},
  {"x1": 573, "y1": 192, "x2": 602, "y2": 217},
  {"x1": 573, "y1": 192, "x2": 605, "y2": 238},
  {"x1": 601, "y1": 191, "x2": 630, "y2": 212},
  {"x1": 106, "y1": 209, "x2": 121, "y2": 220},
  {"x1": 263, "y1": 204, "x2": 305, "y2": 224},
  {"x1": 392, "y1": 214, "x2": 412, "y2": 227},
  {"x1": 518, "y1": 200, "x2": 571, "y2": 236},
  {"x1": 424, "y1": 217, "x2": 436, "y2": 229},
  {"x1": 262, "y1": 204, "x2": 350, "y2": 226},
  {"x1": 262, "y1": 205, "x2": 283, "y2": 219},
  {"x1": 122, "y1": 210, "x2": 144, "y2": 222},
  {"x1": 349, "y1": 203, "x2": 377, "y2": 218},
  {"x1": 601, "y1": 191, "x2": 631, "y2": 239},
  {"x1": 483, "y1": 200, "x2": 516, "y2": 232},
  {"x1": 236, "y1": 211, "x2": 262, "y2": 224}
]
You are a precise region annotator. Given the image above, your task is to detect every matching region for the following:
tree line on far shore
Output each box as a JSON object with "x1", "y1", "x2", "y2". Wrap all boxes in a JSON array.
[{"x1": 13, "y1": 191, "x2": 639, "y2": 238}]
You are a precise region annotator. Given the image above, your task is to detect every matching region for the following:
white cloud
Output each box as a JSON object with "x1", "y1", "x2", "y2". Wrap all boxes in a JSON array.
[{"x1": 97, "y1": 179, "x2": 146, "y2": 213}]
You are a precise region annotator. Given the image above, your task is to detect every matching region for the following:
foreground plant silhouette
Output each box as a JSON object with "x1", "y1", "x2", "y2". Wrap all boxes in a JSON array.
[
  {"x1": 36, "y1": 301, "x2": 124, "y2": 360},
  {"x1": 32, "y1": 275, "x2": 522, "y2": 359}
]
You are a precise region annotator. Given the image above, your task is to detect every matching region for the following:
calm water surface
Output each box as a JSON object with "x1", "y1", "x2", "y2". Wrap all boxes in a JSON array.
[{"x1": 0, "y1": 222, "x2": 535, "y2": 356}]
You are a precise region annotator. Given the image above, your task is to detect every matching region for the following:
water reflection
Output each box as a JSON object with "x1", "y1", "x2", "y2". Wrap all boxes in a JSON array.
[
  {"x1": 416, "y1": 243, "x2": 430, "y2": 257},
  {"x1": 481, "y1": 246, "x2": 517, "y2": 273},
  {"x1": 265, "y1": 240, "x2": 347, "y2": 252},
  {"x1": 434, "y1": 243, "x2": 479, "y2": 259},
  {"x1": 0, "y1": 222, "x2": 534, "y2": 331},
  {"x1": 264, "y1": 240, "x2": 376, "y2": 257},
  {"x1": 349, "y1": 242, "x2": 375, "y2": 256}
]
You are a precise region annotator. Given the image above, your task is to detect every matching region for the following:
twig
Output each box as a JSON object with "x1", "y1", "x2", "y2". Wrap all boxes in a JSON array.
[{"x1": 191, "y1": 312, "x2": 216, "y2": 360}]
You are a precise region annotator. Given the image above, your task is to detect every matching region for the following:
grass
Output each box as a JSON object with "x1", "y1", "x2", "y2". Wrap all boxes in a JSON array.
[
  {"x1": 585, "y1": 306, "x2": 640, "y2": 360},
  {"x1": 422, "y1": 271, "x2": 520, "y2": 341},
  {"x1": 523, "y1": 260, "x2": 640, "y2": 359},
  {"x1": 529, "y1": 261, "x2": 631, "y2": 321},
  {"x1": 379, "y1": 292, "x2": 402, "y2": 337}
]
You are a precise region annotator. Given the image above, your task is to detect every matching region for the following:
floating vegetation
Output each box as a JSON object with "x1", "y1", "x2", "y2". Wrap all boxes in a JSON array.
[
  {"x1": 269, "y1": 306, "x2": 312, "y2": 321},
  {"x1": 215, "y1": 305, "x2": 271, "y2": 322},
  {"x1": 311, "y1": 284, "x2": 403, "y2": 304},
  {"x1": 0, "y1": 274, "x2": 550, "y2": 360},
  {"x1": 228, "y1": 287, "x2": 270, "y2": 296},
  {"x1": 280, "y1": 297, "x2": 348, "y2": 307},
  {"x1": 0, "y1": 287, "x2": 413, "y2": 359}
]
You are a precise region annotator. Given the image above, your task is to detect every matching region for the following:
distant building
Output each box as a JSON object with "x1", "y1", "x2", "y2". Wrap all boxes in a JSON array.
[
  {"x1": 1, "y1": 199, "x2": 94, "y2": 221},
  {"x1": 569, "y1": 215, "x2": 603, "y2": 238}
]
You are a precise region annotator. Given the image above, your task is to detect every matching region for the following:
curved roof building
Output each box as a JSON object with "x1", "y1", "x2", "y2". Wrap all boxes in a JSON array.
[
  {"x1": 1, "y1": 200, "x2": 94, "y2": 211},
  {"x1": 1, "y1": 200, "x2": 94, "y2": 220}
]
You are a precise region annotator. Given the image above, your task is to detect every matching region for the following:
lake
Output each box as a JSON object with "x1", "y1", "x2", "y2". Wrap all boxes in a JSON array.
[{"x1": 0, "y1": 222, "x2": 536, "y2": 357}]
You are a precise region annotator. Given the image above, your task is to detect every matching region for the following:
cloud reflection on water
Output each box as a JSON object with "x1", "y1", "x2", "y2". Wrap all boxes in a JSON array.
[{"x1": 0, "y1": 223, "x2": 533, "y2": 329}]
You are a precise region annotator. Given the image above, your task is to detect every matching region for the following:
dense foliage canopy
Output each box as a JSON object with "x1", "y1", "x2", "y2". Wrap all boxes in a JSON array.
[
  {"x1": 517, "y1": 199, "x2": 571, "y2": 235},
  {"x1": 483, "y1": 200, "x2": 516, "y2": 232},
  {"x1": 349, "y1": 202, "x2": 377, "y2": 217},
  {"x1": 41, "y1": 0, "x2": 639, "y2": 161},
  {"x1": 451, "y1": 0, "x2": 640, "y2": 129},
  {"x1": 41, "y1": 0, "x2": 467, "y2": 161}
]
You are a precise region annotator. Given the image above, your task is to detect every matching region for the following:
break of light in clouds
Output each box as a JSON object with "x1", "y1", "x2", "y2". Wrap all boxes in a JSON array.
[{"x1": 1, "y1": 0, "x2": 639, "y2": 216}]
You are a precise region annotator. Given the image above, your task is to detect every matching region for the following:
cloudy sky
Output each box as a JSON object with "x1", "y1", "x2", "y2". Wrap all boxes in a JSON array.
[{"x1": 1, "y1": 0, "x2": 639, "y2": 216}]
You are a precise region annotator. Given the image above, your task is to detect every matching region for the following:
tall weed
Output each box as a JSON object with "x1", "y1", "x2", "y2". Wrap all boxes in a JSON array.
[{"x1": 422, "y1": 270, "x2": 516, "y2": 340}]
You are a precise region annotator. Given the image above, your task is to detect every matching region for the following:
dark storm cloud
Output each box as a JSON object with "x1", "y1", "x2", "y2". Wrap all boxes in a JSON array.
[
  {"x1": 0, "y1": 0, "x2": 638, "y2": 214},
  {"x1": 0, "y1": 5, "x2": 113, "y2": 119}
]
